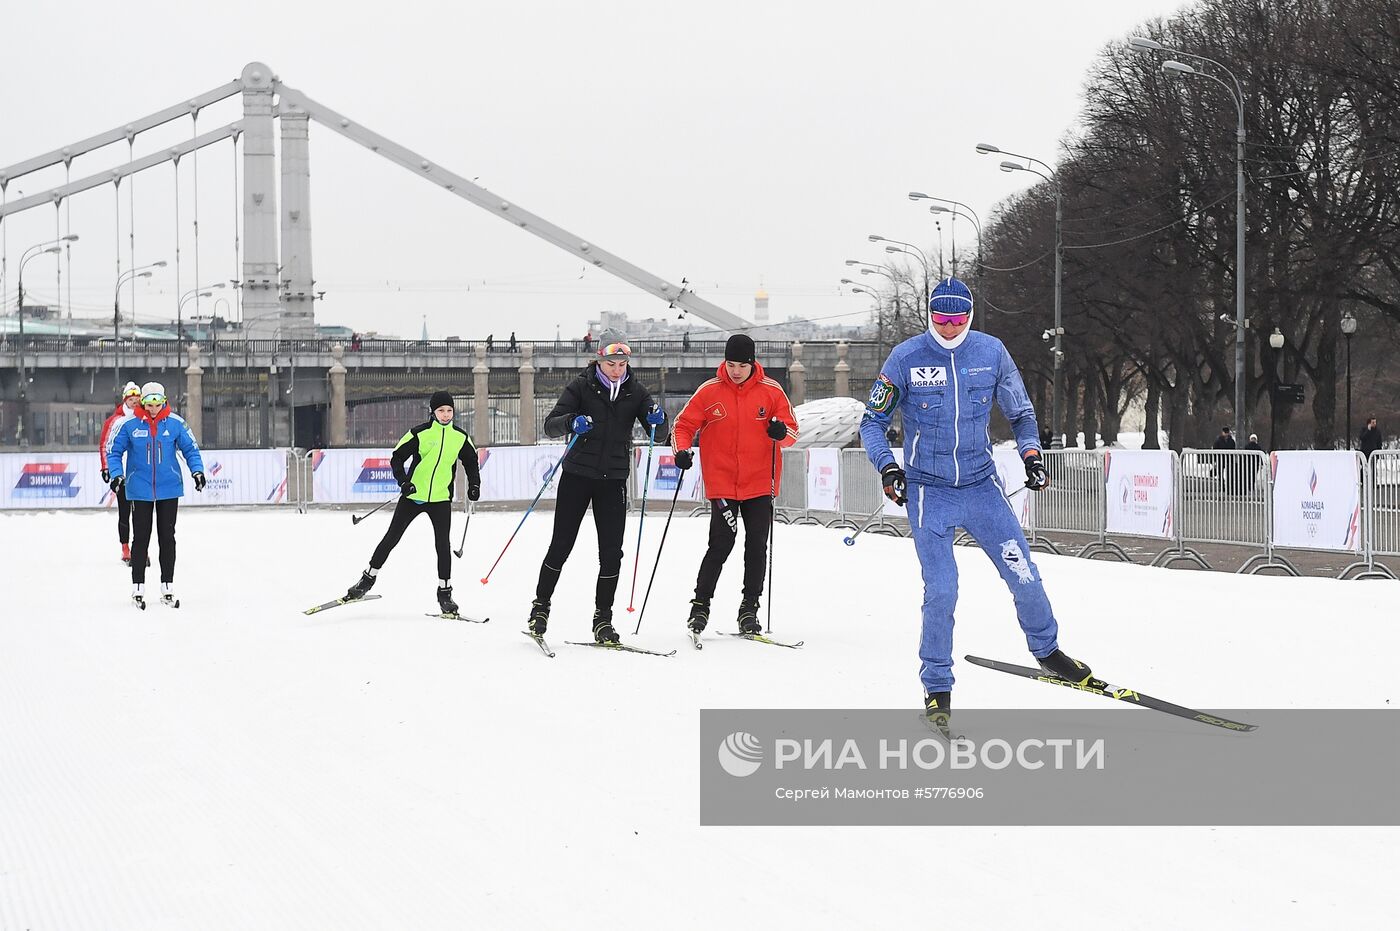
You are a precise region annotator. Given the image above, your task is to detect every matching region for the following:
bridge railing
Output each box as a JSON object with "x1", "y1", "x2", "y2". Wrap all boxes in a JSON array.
[{"x1": 0, "y1": 335, "x2": 794, "y2": 357}]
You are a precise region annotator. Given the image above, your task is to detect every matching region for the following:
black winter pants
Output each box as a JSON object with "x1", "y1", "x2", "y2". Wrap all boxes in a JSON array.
[
  {"x1": 535, "y1": 470, "x2": 627, "y2": 610},
  {"x1": 694, "y1": 495, "x2": 773, "y2": 605},
  {"x1": 115, "y1": 485, "x2": 132, "y2": 544},
  {"x1": 370, "y1": 498, "x2": 454, "y2": 580},
  {"x1": 131, "y1": 498, "x2": 178, "y2": 584}
]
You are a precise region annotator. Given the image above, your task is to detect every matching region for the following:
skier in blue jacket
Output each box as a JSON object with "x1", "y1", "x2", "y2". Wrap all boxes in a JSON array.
[
  {"x1": 859, "y1": 277, "x2": 1090, "y2": 731},
  {"x1": 106, "y1": 381, "x2": 205, "y2": 608}
]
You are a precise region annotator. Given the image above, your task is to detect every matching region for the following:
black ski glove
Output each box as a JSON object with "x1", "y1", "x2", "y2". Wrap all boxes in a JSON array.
[
  {"x1": 101, "y1": 468, "x2": 110, "y2": 484},
  {"x1": 881, "y1": 464, "x2": 907, "y2": 506},
  {"x1": 1024, "y1": 453, "x2": 1049, "y2": 491},
  {"x1": 766, "y1": 417, "x2": 788, "y2": 441},
  {"x1": 467, "y1": 482, "x2": 481, "y2": 501},
  {"x1": 674, "y1": 449, "x2": 694, "y2": 471},
  {"x1": 109, "y1": 475, "x2": 124, "y2": 494},
  {"x1": 401, "y1": 480, "x2": 417, "y2": 497},
  {"x1": 192, "y1": 471, "x2": 207, "y2": 492}
]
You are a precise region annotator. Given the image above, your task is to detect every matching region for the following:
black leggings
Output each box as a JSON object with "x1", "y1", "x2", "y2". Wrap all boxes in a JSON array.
[
  {"x1": 131, "y1": 498, "x2": 178, "y2": 584},
  {"x1": 116, "y1": 485, "x2": 132, "y2": 543},
  {"x1": 694, "y1": 495, "x2": 773, "y2": 604},
  {"x1": 370, "y1": 497, "x2": 454, "y2": 580},
  {"x1": 535, "y1": 470, "x2": 627, "y2": 610}
]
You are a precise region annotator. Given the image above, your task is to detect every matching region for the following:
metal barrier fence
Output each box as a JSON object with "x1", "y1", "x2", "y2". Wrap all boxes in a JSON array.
[{"x1": 4, "y1": 442, "x2": 1397, "y2": 581}]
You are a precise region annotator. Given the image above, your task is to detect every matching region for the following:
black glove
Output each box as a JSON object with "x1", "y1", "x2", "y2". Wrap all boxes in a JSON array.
[
  {"x1": 766, "y1": 417, "x2": 788, "y2": 441},
  {"x1": 467, "y1": 482, "x2": 481, "y2": 501},
  {"x1": 109, "y1": 475, "x2": 124, "y2": 494},
  {"x1": 401, "y1": 480, "x2": 417, "y2": 497},
  {"x1": 674, "y1": 449, "x2": 694, "y2": 471},
  {"x1": 192, "y1": 471, "x2": 206, "y2": 492},
  {"x1": 881, "y1": 464, "x2": 907, "y2": 506},
  {"x1": 101, "y1": 468, "x2": 110, "y2": 484},
  {"x1": 1024, "y1": 453, "x2": 1049, "y2": 491}
]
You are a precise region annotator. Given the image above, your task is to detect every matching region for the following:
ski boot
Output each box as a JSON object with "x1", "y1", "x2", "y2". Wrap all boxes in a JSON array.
[
  {"x1": 436, "y1": 584, "x2": 459, "y2": 617},
  {"x1": 1037, "y1": 649, "x2": 1092, "y2": 685},
  {"x1": 121, "y1": 542, "x2": 132, "y2": 565},
  {"x1": 527, "y1": 599, "x2": 550, "y2": 636},
  {"x1": 923, "y1": 691, "x2": 954, "y2": 738},
  {"x1": 592, "y1": 609, "x2": 621, "y2": 645},
  {"x1": 160, "y1": 582, "x2": 179, "y2": 608},
  {"x1": 686, "y1": 599, "x2": 710, "y2": 634},
  {"x1": 736, "y1": 599, "x2": 762, "y2": 635},
  {"x1": 131, "y1": 583, "x2": 146, "y2": 610},
  {"x1": 345, "y1": 569, "x2": 376, "y2": 601}
]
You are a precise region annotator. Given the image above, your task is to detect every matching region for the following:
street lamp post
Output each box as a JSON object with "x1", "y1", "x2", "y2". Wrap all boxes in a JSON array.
[
  {"x1": 1341, "y1": 311, "x2": 1357, "y2": 449},
  {"x1": 114, "y1": 260, "x2": 167, "y2": 390},
  {"x1": 14, "y1": 238, "x2": 76, "y2": 444},
  {"x1": 978, "y1": 143, "x2": 1064, "y2": 447},
  {"x1": 1131, "y1": 36, "x2": 1248, "y2": 446},
  {"x1": 909, "y1": 194, "x2": 985, "y2": 330},
  {"x1": 177, "y1": 282, "x2": 226, "y2": 344},
  {"x1": 1269, "y1": 328, "x2": 1285, "y2": 451}
]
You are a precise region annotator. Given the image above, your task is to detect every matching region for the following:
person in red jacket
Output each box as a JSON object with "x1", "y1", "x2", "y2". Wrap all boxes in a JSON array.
[
  {"x1": 98, "y1": 381, "x2": 142, "y2": 564},
  {"x1": 671, "y1": 334, "x2": 798, "y2": 635}
]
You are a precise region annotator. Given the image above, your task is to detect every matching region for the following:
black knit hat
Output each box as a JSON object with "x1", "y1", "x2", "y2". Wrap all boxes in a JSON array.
[
  {"x1": 725, "y1": 334, "x2": 756, "y2": 364},
  {"x1": 429, "y1": 390, "x2": 455, "y2": 411}
]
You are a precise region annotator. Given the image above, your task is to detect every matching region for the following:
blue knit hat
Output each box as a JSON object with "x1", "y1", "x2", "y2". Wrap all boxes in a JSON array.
[{"x1": 928, "y1": 277, "x2": 974, "y2": 316}]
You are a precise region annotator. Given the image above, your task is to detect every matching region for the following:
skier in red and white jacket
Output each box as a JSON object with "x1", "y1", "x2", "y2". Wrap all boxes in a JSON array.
[
  {"x1": 671, "y1": 334, "x2": 798, "y2": 635},
  {"x1": 98, "y1": 382, "x2": 142, "y2": 564}
]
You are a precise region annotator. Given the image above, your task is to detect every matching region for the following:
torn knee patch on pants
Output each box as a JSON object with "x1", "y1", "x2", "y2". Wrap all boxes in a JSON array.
[{"x1": 999, "y1": 539, "x2": 1036, "y2": 584}]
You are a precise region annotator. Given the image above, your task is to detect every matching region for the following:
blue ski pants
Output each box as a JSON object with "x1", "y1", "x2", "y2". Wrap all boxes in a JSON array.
[{"x1": 908, "y1": 476, "x2": 1059, "y2": 693}]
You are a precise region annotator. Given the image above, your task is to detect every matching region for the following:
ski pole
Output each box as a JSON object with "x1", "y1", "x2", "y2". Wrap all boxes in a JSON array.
[
  {"x1": 633, "y1": 478, "x2": 684, "y2": 635},
  {"x1": 841, "y1": 502, "x2": 889, "y2": 546},
  {"x1": 480, "y1": 433, "x2": 580, "y2": 584},
  {"x1": 453, "y1": 501, "x2": 475, "y2": 558},
  {"x1": 351, "y1": 497, "x2": 396, "y2": 525},
  {"x1": 767, "y1": 439, "x2": 777, "y2": 633},
  {"x1": 625, "y1": 422, "x2": 659, "y2": 612}
]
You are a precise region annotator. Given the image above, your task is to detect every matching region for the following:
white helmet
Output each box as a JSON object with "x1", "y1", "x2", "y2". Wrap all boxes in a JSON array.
[{"x1": 139, "y1": 381, "x2": 167, "y2": 405}]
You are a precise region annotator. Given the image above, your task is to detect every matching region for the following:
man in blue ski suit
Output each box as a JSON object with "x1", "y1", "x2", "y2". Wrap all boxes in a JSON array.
[{"x1": 859, "y1": 277, "x2": 1090, "y2": 729}]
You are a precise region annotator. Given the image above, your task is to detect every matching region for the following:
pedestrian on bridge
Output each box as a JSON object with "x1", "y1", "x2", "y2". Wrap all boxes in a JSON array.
[
  {"x1": 98, "y1": 381, "x2": 142, "y2": 564},
  {"x1": 526, "y1": 328, "x2": 666, "y2": 645}
]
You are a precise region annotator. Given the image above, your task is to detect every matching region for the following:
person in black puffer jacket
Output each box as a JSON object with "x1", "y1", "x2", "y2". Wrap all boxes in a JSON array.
[{"x1": 528, "y1": 328, "x2": 666, "y2": 644}]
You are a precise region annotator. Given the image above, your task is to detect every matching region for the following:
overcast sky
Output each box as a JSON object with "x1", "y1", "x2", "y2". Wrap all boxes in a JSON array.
[{"x1": 0, "y1": 0, "x2": 1187, "y2": 340}]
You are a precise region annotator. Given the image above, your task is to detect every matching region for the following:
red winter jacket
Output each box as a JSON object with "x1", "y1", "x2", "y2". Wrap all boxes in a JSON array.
[
  {"x1": 673, "y1": 361, "x2": 799, "y2": 501},
  {"x1": 98, "y1": 401, "x2": 135, "y2": 470}
]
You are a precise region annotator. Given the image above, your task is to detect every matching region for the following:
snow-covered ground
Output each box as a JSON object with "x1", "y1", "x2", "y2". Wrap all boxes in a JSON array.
[{"x1": 1, "y1": 507, "x2": 1396, "y2": 930}]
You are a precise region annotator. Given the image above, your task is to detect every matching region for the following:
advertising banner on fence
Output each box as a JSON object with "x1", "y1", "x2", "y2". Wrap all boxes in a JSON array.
[
  {"x1": 1271, "y1": 451, "x2": 1361, "y2": 551},
  {"x1": 479, "y1": 444, "x2": 569, "y2": 503},
  {"x1": 1103, "y1": 449, "x2": 1174, "y2": 539},
  {"x1": 0, "y1": 453, "x2": 106, "y2": 508},
  {"x1": 992, "y1": 446, "x2": 1035, "y2": 530},
  {"x1": 806, "y1": 448, "x2": 841, "y2": 512},
  {"x1": 312, "y1": 448, "x2": 397, "y2": 504},
  {"x1": 634, "y1": 446, "x2": 706, "y2": 502},
  {"x1": 181, "y1": 449, "x2": 290, "y2": 507}
]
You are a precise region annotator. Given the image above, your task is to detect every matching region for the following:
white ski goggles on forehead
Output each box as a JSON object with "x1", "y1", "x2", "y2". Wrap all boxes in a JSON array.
[
  {"x1": 141, "y1": 391, "x2": 167, "y2": 405},
  {"x1": 599, "y1": 342, "x2": 631, "y2": 360}
]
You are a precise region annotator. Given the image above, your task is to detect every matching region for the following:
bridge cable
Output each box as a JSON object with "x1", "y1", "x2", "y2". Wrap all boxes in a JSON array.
[
  {"x1": 192, "y1": 110, "x2": 201, "y2": 340},
  {"x1": 128, "y1": 138, "x2": 137, "y2": 329}
]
